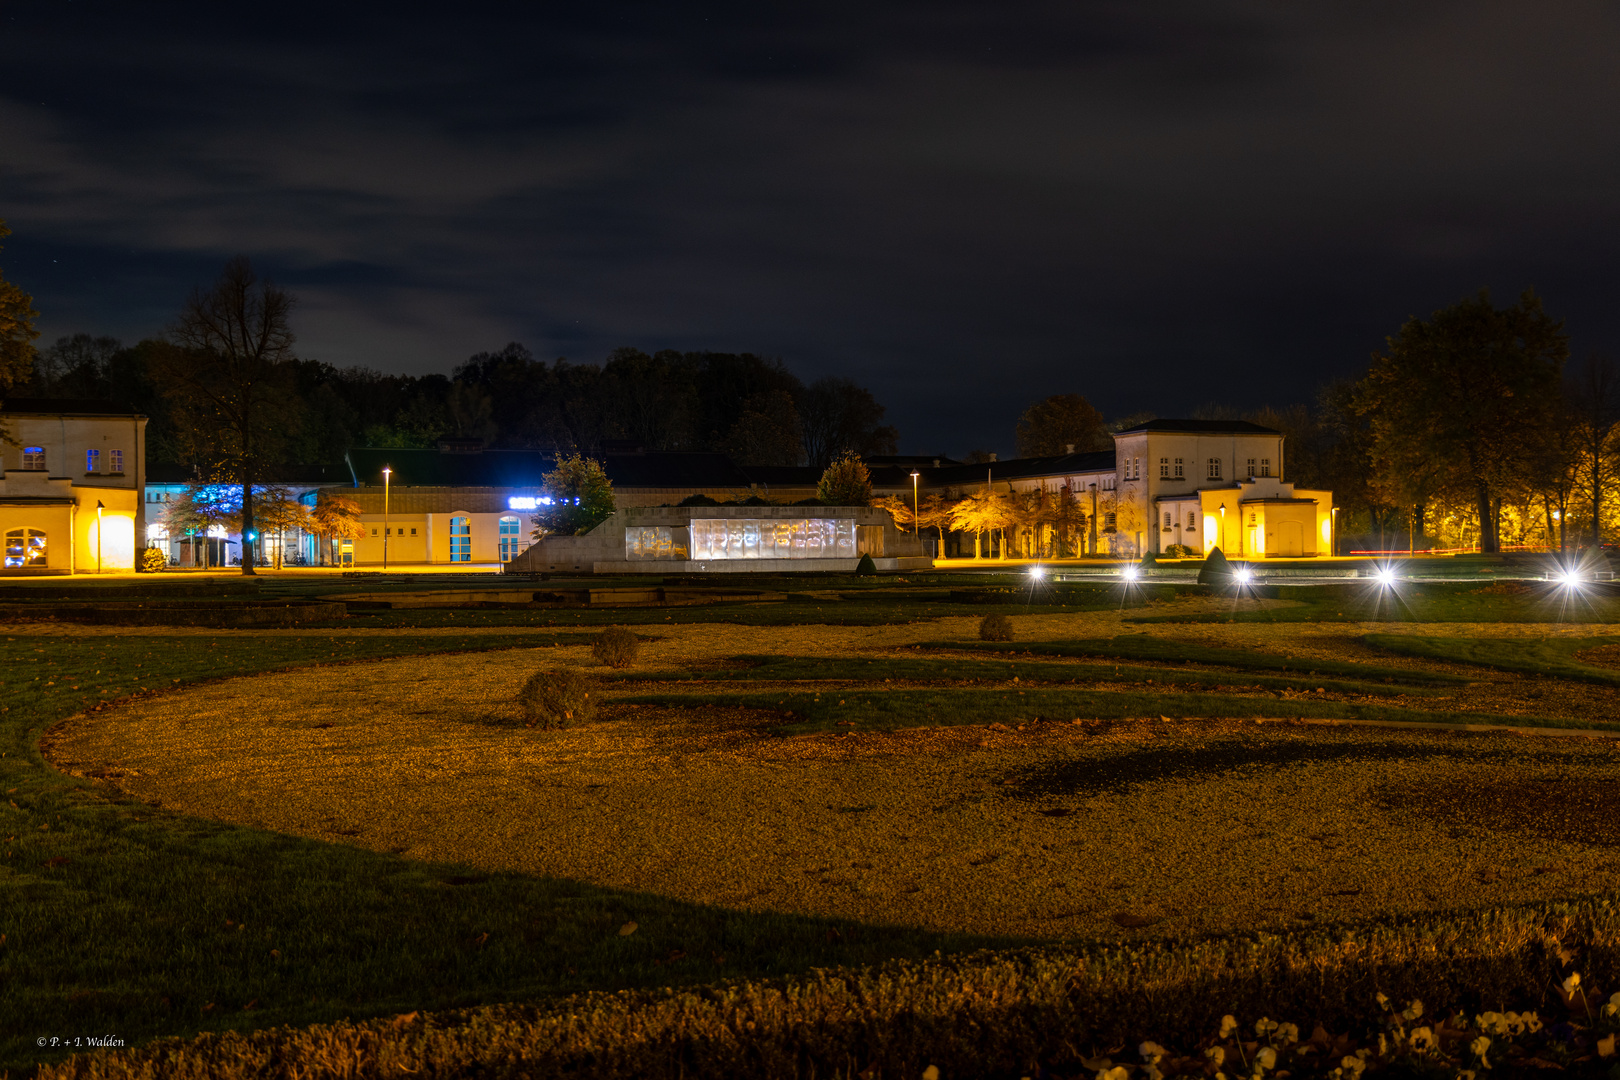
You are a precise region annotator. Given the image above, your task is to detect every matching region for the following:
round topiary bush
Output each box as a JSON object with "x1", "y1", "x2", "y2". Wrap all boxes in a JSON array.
[
  {"x1": 592, "y1": 626, "x2": 640, "y2": 668},
  {"x1": 979, "y1": 612, "x2": 1014, "y2": 642},
  {"x1": 516, "y1": 667, "x2": 599, "y2": 728},
  {"x1": 138, "y1": 547, "x2": 167, "y2": 573}
]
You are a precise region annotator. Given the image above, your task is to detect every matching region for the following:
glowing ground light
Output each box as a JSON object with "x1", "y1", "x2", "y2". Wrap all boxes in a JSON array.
[
  {"x1": 1376, "y1": 567, "x2": 1396, "y2": 587},
  {"x1": 1122, "y1": 565, "x2": 1140, "y2": 581},
  {"x1": 1233, "y1": 568, "x2": 1253, "y2": 584},
  {"x1": 1556, "y1": 569, "x2": 1582, "y2": 588},
  {"x1": 1028, "y1": 565, "x2": 1045, "y2": 580}
]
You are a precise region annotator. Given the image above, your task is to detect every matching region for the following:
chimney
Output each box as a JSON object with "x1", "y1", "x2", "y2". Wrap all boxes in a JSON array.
[
  {"x1": 932, "y1": 458, "x2": 940, "y2": 468},
  {"x1": 989, "y1": 453, "x2": 998, "y2": 462},
  {"x1": 1064, "y1": 443, "x2": 1075, "y2": 454}
]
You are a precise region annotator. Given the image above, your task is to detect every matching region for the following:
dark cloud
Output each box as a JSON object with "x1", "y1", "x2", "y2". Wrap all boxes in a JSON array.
[{"x1": 3, "y1": 1, "x2": 1620, "y2": 455}]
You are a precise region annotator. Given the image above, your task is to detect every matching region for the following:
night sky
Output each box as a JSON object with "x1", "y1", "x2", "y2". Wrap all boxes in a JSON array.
[{"x1": 4, "y1": 2, "x2": 1619, "y2": 456}]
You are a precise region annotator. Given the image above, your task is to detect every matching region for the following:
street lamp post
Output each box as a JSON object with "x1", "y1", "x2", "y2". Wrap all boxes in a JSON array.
[
  {"x1": 96, "y1": 500, "x2": 104, "y2": 574},
  {"x1": 909, "y1": 470, "x2": 920, "y2": 538},
  {"x1": 382, "y1": 466, "x2": 392, "y2": 570}
]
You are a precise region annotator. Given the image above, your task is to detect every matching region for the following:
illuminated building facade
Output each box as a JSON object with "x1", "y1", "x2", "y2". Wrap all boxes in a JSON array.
[{"x1": 0, "y1": 399, "x2": 147, "y2": 574}]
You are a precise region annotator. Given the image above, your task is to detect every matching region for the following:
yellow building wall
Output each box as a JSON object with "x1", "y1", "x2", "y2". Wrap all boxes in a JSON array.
[
  {"x1": 74, "y1": 487, "x2": 142, "y2": 571},
  {"x1": 0, "y1": 503, "x2": 75, "y2": 572}
]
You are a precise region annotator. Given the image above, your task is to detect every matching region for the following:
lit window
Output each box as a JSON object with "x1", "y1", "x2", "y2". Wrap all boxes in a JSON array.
[
  {"x1": 4, "y1": 528, "x2": 47, "y2": 568},
  {"x1": 110, "y1": 449, "x2": 124, "y2": 473},
  {"x1": 86, "y1": 449, "x2": 100, "y2": 473},
  {"x1": 1207, "y1": 458, "x2": 1222, "y2": 480},
  {"x1": 499, "y1": 515, "x2": 524, "y2": 561},
  {"x1": 450, "y1": 516, "x2": 471, "y2": 562},
  {"x1": 22, "y1": 446, "x2": 45, "y2": 470}
]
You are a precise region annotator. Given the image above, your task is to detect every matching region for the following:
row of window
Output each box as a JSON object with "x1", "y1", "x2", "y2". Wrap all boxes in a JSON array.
[
  {"x1": 14, "y1": 448, "x2": 128, "y2": 474},
  {"x1": 364, "y1": 515, "x2": 527, "y2": 562},
  {"x1": 1130, "y1": 457, "x2": 1274, "y2": 482},
  {"x1": 1162, "y1": 511, "x2": 1199, "y2": 530}
]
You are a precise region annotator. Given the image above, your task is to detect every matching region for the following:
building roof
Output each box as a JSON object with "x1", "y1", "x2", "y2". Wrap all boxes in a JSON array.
[
  {"x1": 343, "y1": 447, "x2": 754, "y2": 492},
  {"x1": 0, "y1": 397, "x2": 146, "y2": 417},
  {"x1": 1112, "y1": 418, "x2": 1280, "y2": 435},
  {"x1": 145, "y1": 463, "x2": 350, "y2": 486}
]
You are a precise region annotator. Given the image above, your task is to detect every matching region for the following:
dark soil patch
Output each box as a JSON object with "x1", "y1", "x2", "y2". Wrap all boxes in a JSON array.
[{"x1": 1381, "y1": 775, "x2": 1620, "y2": 848}]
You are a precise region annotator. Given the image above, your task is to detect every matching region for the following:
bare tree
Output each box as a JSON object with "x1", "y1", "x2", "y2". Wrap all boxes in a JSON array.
[{"x1": 155, "y1": 257, "x2": 297, "y2": 575}]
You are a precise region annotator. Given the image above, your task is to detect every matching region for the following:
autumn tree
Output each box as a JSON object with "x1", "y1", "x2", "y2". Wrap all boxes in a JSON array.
[
  {"x1": 1568, "y1": 353, "x2": 1620, "y2": 546},
  {"x1": 309, "y1": 492, "x2": 365, "y2": 565},
  {"x1": 1355, "y1": 289, "x2": 1567, "y2": 553},
  {"x1": 815, "y1": 451, "x2": 873, "y2": 506},
  {"x1": 949, "y1": 485, "x2": 1014, "y2": 559},
  {"x1": 0, "y1": 219, "x2": 39, "y2": 399},
  {"x1": 253, "y1": 485, "x2": 311, "y2": 569},
  {"x1": 152, "y1": 257, "x2": 299, "y2": 574},
  {"x1": 533, "y1": 453, "x2": 615, "y2": 537},
  {"x1": 1015, "y1": 394, "x2": 1109, "y2": 457}
]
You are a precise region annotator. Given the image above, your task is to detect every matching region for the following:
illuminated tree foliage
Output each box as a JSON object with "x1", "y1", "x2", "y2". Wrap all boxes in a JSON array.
[
  {"x1": 308, "y1": 493, "x2": 365, "y2": 565},
  {"x1": 0, "y1": 219, "x2": 40, "y2": 396},
  {"x1": 1355, "y1": 289, "x2": 1567, "y2": 553},
  {"x1": 949, "y1": 485, "x2": 1014, "y2": 558},
  {"x1": 815, "y1": 451, "x2": 873, "y2": 507},
  {"x1": 1014, "y1": 394, "x2": 1109, "y2": 457},
  {"x1": 534, "y1": 453, "x2": 615, "y2": 537}
]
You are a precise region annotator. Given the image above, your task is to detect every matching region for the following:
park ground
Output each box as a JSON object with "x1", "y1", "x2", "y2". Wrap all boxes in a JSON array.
[{"x1": 4, "y1": 561, "x2": 1620, "y2": 1077}]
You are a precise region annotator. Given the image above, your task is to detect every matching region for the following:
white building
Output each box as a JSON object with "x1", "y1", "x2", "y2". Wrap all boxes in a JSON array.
[
  {"x1": 914, "y1": 419, "x2": 1334, "y2": 558},
  {"x1": 0, "y1": 399, "x2": 148, "y2": 574}
]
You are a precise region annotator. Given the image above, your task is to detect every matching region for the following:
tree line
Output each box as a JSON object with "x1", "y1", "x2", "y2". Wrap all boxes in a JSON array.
[{"x1": 16, "y1": 260, "x2": 901, "y2": 475}]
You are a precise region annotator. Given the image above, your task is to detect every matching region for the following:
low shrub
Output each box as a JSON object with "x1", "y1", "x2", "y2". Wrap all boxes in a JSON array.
[
  {"x1": 592, "y1": 626, "x2": 641, "y2": 668},
  {"x1": 855, "y1": 553, "x2": 878, "y2": 576},
  {"x1": 978, "y1": 613, "x2": 1014, "y2": 641},
  {"x1": 1163, "y1": 543, "x2": 1195, "y2": 559},
  {"x1": 516, "y1": 667, "x2": 599, "y2": 728},
  {"x1": 138, "y1": 547, "x2": 167, "y2": 573}
]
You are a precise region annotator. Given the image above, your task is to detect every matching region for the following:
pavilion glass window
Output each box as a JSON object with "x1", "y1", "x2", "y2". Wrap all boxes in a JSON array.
[{"x1": 450, "y1": 516, "x2": 472, "y2": 562}]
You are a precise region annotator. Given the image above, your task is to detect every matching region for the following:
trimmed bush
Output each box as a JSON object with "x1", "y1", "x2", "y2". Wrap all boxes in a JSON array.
[
  {"x1": 516, "y1": 667, "x2": 599, "y2": 728},
  {"x1": 978, "y1": 613, "x2": 1014, "y2": 642},
  {"x1": 592, "y1": 626, "x2": 641, "y2": 668},
  {"x1": 855, "y1": 553, "x2": 878, "y2": 576},
  {"x1": 138, "y1": 547, "x2": 167, "y2": 573},
  {"x1": 1197, "y1": 546, "x2": 1232, "y2": 585}
]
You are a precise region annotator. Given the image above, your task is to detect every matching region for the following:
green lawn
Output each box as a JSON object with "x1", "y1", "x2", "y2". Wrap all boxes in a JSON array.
[
  {"x1": 1125, "y1": 580, "x2": 1620, "y2": 623},
  {"x1": 611, "y1": 685, "x2": 1585, "y2": 736},
  {"x1": 605, "y1": 653, "x2": 1454, "y2": 698},
  {"x1": 1364, "y1": 633, "x2": 1620, "y2": 685},
  {"x1": 913, "y1": 635, "x2": 1470, "y2": 685}
]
